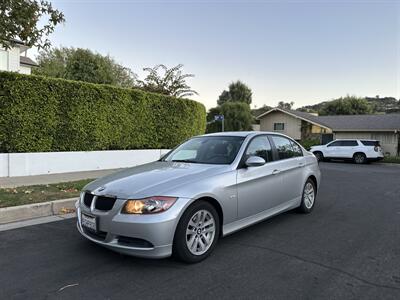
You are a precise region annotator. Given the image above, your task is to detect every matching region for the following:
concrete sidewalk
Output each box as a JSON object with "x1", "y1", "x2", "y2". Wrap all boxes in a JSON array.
[{"x1": 0, "y1": 168, "x2": 124, "y2": 188}]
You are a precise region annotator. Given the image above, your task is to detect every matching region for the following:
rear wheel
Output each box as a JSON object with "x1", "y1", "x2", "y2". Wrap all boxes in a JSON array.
[
  {"x1": 173, "y1": 201, "x2": 220, "y2": 263},
  {"x1": 353, "y1": 153, "x2": 366, "y2": 164},
  {"x1": 298, "y1": 178, "x2": 316, "y2": 213},
  {"x1": 313, "y1": 151, "x2": 324, "y2": 162}
]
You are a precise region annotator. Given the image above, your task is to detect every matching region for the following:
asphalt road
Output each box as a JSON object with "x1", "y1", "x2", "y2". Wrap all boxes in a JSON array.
[{"x1": 1, "y1": 162, "x2": 400, "y2": 300}]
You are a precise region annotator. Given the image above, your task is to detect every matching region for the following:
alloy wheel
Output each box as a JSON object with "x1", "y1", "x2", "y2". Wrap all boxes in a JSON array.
[
  {"x1": 303, "y1": 182, "x2": 315, "y2": 209},
  {"x1": 354, "y1": 154, "x2": 365, "y2": 164},
  {"x1": 186, "y1": 210, "x2": 216, "y2": 256}
]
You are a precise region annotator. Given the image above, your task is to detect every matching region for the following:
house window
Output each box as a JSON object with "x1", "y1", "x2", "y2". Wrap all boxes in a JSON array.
[
  {"x1": 0, "y1": 49, "x2": 8, "y2": 71},
  {"x1": 273, "y1": 123, "x2": 285, "y2": 131}
]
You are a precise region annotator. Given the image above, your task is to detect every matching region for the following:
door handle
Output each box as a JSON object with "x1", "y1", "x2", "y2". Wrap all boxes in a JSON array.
[
  {"x1": 298, "y1": 162, "x2": 305, "y2": 167},
  {"x1": 272, "y1": 169, "x2": 280, "y2": 175}
]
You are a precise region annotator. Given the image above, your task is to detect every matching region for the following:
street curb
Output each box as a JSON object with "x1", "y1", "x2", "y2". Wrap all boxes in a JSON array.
[
  {"x1": 0, "y1": 197, "x2": 78, "y2": 224},
  {"x1": 375, "y1": 162, "x2": 400, "y2": 167}
]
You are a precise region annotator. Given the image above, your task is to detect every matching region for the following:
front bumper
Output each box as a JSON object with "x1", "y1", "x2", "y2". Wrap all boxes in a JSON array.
[{"x1": 76, "y1": 197, "x2": 191, "y2": 258}]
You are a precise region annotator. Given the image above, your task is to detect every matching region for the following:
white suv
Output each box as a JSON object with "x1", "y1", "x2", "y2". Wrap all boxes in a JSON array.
[{"x1": 310, "y1": 139, "x2": 384, "y2": 164}]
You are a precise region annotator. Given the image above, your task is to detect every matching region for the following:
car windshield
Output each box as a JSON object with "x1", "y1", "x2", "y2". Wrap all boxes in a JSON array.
[{"x1": 163, "y1": 136, "x2": 245, "y2": 165}]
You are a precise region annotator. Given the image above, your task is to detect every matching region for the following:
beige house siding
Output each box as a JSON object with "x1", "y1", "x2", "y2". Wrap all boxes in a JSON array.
[
  {"x1": 311, "y1": 124, "x2": 332, "y2": 134},
  {"x1": 334, "y1": 131, "x2": 399, "y2": 156},
  {"x1": 259, "y1": 111, "x2": 302, "y2": 140}
]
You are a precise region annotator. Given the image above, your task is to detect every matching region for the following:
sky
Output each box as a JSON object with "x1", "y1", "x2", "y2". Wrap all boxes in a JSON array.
[{"x1": 34, "y1": 0, "x2": 400, "y2": 110}]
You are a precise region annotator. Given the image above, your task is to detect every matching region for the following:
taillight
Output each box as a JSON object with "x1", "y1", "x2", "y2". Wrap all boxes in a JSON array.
[{"x1": 374, "y1": 146, "x2": 381, "y2": 152}]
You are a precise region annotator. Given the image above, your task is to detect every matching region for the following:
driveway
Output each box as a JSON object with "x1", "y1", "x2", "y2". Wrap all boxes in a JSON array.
[{"x1": 1, "y1": 163, "x2": 399, "y2": 299}]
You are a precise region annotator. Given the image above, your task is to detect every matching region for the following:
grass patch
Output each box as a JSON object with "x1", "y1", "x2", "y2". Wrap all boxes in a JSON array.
[
  {"x1": 0, "y1": 179, "x2": 94, "y2": 208},
  {"x1": 382, "y1": 156, "x2": 400, "y2": 164}
]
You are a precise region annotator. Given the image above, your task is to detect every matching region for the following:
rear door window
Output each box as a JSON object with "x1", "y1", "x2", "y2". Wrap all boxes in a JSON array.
[
  {"x1": 341, "y1": 140, "x2": 358, "y2": 147},
  {"x1": 270, "y1": 135, "x2": 296, "y2": 160},
  {"x1": 290, "y1": 141, "x2": 303, "y2": 157}
]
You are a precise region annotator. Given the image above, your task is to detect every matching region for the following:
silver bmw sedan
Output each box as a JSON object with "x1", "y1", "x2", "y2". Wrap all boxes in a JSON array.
[{"x1": 76, "y1": 131, "x2": 321, "y2": 263}]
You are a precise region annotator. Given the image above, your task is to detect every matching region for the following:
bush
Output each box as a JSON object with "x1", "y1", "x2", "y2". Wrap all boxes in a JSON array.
[
  {"x1": 382, "y1": 156, "x2": 400, "y2": 164},
  {"x1": 300, "y1": 138, "x2": 321, "y2": 150},
  {"x1": 0, "y1": 72, "x2": 206, "y2": 152}
]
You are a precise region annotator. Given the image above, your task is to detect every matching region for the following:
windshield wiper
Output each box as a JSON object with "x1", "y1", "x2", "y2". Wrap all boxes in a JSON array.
[{"x1": 171, "y1": 159, "x2": 198, "y2": 163}]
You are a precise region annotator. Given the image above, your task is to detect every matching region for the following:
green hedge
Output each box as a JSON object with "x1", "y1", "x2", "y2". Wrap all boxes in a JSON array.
[{"x1": 0, "y1": 72, "x2": 206, "y2": 152}]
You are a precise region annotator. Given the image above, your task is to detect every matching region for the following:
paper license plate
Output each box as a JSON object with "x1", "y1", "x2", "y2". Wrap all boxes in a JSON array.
[{"x1": 81, "y1": 213, "x2": 97, "y2": 232}]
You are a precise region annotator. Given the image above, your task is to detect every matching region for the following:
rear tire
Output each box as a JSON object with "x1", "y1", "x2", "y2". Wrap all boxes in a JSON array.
[
  {"x1": 353, "y1": 153, "x2": 366, "y2": 164},
  {"x1": 298, "y1": 178, "x2": 316, "y2": 213},
  {"x1": 173, "y1": 201, "x2": 220, "y2": 263}
]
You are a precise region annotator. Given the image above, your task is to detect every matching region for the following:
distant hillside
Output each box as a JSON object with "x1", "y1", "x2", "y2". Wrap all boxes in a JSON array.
[{"x1": 300, "y1": 97, "x2": 400, "y2": 114}]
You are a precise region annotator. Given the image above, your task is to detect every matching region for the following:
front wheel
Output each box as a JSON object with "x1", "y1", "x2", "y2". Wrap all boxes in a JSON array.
[
  {"x1": 298, "y1": 179, "x2": 316, "y2": 213},
  {"x1": 173, "y1": 201, "x2": 220, "y2": 263}
]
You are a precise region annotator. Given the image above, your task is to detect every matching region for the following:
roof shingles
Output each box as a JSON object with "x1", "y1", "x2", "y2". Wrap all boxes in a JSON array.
[
  {"x1": 257, "y1": 108, "x2": 400, "y2": 131},
  {"x1": 317, "y1": 114, "x2": 400, "y2": 131},
  {"x1": 20, "y1": 56, "x2": 38, "y2": 67}
]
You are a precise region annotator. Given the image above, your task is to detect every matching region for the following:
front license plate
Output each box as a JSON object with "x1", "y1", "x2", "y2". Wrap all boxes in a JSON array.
[{"x1": 81, "y1": 213, "x2": 97, "y2": 232}]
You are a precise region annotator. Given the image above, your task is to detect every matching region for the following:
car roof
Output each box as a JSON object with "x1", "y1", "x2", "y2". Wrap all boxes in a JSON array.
[
  {"x1": 333, "y1": 139, "x2": 378, "y2": 141},
  {"x1": 198, "y1": 131, "x2": 289, "y2": 138}
]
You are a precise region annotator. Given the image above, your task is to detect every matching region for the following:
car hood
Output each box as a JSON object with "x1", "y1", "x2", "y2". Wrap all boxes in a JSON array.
[
  {"x1": 83, "y1": 161, "x2": 230, "y2": 199},
  {"x1": 310, "y1": 145, "x2": 324, "y2": 150}
]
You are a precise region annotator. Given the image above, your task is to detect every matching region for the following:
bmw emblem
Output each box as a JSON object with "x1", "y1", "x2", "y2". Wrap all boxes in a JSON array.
[{"x1": 97, "y1": 186, "x2": 106, "y2": 192}]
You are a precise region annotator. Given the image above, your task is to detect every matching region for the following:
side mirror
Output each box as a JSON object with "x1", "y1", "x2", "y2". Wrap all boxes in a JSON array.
[{"x1": 245, "y1": 156, "x2": 266, "y2": 167}]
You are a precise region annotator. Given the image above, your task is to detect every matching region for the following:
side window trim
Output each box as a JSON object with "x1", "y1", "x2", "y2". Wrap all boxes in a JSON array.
[{"x1": 267, "y1": 135, "x2": 280, "y2": 161}]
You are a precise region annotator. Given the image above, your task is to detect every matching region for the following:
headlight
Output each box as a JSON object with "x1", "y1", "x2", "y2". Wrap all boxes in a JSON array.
[{"x1": 122, "y1": 196, "x2": 178, "y2": 214}]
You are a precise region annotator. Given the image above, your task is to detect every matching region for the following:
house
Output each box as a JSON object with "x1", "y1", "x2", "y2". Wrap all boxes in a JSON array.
[
  {"x1": 256, "y1": 107, "x2": 400, "y2": 156},
  {"x1": 0, "y1": 39, "x2": 37, "y2": 74}
]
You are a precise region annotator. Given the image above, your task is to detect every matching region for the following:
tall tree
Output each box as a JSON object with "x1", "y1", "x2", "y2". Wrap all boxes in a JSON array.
[
  {"x1": 277, "y1": 101, "x2": 294, "y2": 110},
  {"x1": 320, "y1": 95, "x2": 373, "y2": 115},
  {"x1": 34, "y1": 47, "x2": 137, "y2": 87},
  {"x1": 217, "y1": 80, "x2": 252, "y2": 105},
  {"x1": 208, "y1": 80, "x2": 254, "y2": 132},
  {"x1": 137, "y1": 64, "x2": 198, "y2": 98},
  {"x1": 206, "y1": 102, "x2": 253, "y2": 133},
  {"x1": 0, "y1": 0, "x2": 65, "y2": 50},
  {"x1": 34, "y1": 46, "x2": 73, "y2": 78}
]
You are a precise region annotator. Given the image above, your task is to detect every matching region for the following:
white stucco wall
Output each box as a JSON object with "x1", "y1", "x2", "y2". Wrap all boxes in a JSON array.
[
  {"x1": 0, "y1": 149, "x2": 171, "y2": 177},
  {"x1": 7, "y1": 47, "x2": 20, "y2": 72},
  {"x1": 0, "y1": 49, "x2": 8, "y2": 71},
  {"x1": 19, "y1": 65, "x2": 31, "y2": 74},
  {"x1": 0, "y1": 46, "x2": 33, "y2": 73}
]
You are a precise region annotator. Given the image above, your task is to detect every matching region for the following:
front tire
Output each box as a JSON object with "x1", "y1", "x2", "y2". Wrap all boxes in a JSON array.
[
  {"x1": 173, "y1": 201, "x2": 220, "y2": 263},
  {"x1": 298, "y1": 178, "x2": 316, "y2": 213}
]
